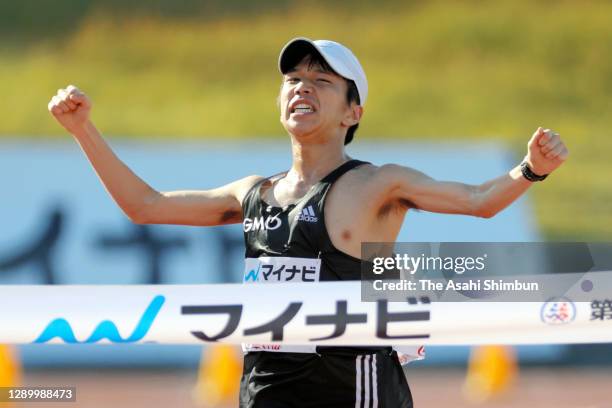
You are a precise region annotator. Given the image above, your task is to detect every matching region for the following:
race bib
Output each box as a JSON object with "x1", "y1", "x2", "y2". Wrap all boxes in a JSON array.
[{"x1": 243, "y1": 256, "x2": 321, "y2": 284}]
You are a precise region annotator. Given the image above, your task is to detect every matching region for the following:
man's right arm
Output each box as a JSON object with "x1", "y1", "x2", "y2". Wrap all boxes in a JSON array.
[{"x1": 48, "y1": 85, "x2": 262, "y2": 226}]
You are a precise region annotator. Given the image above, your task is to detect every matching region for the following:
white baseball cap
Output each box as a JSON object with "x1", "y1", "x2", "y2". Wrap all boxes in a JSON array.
[{"x1": 278, "y1": 37, "x2": 368, "y2": 106}]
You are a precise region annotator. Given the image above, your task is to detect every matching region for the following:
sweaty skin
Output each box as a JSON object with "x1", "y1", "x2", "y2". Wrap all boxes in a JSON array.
[{"x1": 48, "y1": 59, "x2": 568, "y2": 259}]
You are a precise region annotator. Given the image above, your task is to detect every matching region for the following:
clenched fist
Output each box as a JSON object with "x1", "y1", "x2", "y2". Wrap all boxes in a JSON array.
[
  {"x1": 524, "y1": 127, "x2": 569, "y2": 176},
  {"x1": 48, "y1": 85, "x2": 92, "y2": 135}
]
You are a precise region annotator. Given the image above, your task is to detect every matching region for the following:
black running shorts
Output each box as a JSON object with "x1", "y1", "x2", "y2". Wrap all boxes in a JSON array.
[{"x1": 239, "y1": 348, "x2": 413, "y2": 408}]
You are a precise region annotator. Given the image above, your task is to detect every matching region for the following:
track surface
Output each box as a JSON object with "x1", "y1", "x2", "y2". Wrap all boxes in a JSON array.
[{"x1": 3, "y1": 367, "x2": 611, "y2": 407}]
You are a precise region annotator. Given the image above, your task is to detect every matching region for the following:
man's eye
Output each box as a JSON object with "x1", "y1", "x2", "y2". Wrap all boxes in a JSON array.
[
  {"x1": 286, "y1": 77, "x2": 299, "y2": 83},
  {"x1": 317, "y1": 78, "x2": 331, "y2": 83}
]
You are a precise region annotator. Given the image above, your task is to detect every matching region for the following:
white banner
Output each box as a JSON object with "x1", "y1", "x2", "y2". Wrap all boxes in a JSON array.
[{"x1": 0, "y1": 282, "x2": 610, "y2": 346}]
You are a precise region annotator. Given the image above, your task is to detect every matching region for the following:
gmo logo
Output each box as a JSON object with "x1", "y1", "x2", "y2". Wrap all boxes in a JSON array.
[{"x1": 243, "y1": 215, "x2": 282, "y2": 232}]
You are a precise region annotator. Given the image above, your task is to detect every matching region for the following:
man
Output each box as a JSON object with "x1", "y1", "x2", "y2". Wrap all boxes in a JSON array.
[{"x1": 48, "y1": 37, "x2": 568, "y2": 407}]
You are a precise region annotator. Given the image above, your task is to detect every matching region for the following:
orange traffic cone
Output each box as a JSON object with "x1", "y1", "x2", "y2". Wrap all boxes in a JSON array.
[
  {"x1": 0, "y1": 345, "x2": 21, "y2": 407},
  {"x1": 463, "y1": 345, "x2": 517, "y2": 404},
  {"x1": 0, "y1": 345, "x2": 20, "y2": 386},
  {"x1": 193, "y1": 345, "x2": 242, "y2": 407}
]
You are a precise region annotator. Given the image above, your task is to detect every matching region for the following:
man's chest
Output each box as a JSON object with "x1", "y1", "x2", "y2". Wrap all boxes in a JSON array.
[
  {"x1": 252, "y1": 168, "x2": 403, "y2": 257},
  {"x1": 323, "y1": 181, "x2": 394, "y2": 255}
]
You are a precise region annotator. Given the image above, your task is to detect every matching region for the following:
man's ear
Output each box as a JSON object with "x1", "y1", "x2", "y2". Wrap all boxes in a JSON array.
[{"x1": 342, "y1": 104, "x2": 363, "y2": 127}]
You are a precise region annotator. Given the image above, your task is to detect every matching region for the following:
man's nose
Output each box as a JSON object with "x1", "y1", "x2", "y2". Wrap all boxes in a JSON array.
[{"x1": 295, "y1": 79, "x2": 313, "y2": 95}]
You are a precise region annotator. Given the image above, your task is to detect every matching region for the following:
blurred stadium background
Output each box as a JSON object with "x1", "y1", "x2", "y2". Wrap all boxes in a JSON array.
[{"x1": 0, "y1": 0, "x2": 611, "y2": 407}]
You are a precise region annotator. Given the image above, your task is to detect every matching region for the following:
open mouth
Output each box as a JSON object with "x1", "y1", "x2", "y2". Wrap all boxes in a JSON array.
[{"x1": 290, "y1": 103, "x2": 315, "y2": 114}]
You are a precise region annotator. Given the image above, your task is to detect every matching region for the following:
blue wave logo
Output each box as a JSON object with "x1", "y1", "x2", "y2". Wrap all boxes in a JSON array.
[
  {"x1": 33, "y1": 295, "x2": 165, "y2": 344},
  {"x1": 244, "y1": 264, "x2": 261, "y2": 282}
]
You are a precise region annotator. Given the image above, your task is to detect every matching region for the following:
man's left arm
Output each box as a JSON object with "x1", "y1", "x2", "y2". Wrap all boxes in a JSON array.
[{"x1": 380, "y1": 127, "x2": 569, "y2": 218}]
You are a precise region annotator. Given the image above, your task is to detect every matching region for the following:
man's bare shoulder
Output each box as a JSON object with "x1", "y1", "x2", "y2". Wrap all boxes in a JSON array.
[
  {"x1": 356, "y1": 162, "x2": 431, "y2": 191},
  {"x1": 232, "y1": 174, "x2": 266, "y2": 204},
  {"x1": 341, "y1": 163, "x2": 428, "y2": 209},
  {"x1": 335, "y1": 163, "x2": 396, "y2": 201},
  {"x1": 349, "y1": 162, "x2": 414, "y2": 188}
]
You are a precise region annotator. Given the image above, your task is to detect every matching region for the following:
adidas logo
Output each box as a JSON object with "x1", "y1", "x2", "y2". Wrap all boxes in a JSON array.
[{"x1": 295, "y1": 205, "x2": 318, "y2": 223}]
